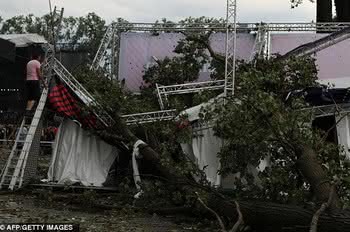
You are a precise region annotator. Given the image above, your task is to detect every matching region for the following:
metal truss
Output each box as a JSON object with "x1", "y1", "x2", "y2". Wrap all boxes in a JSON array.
[
  {"x1": 263, "y1": 22, "x2": 350, "y2": 32},
  {"x1": 53, "y1": 58, "x2": 115, "y2": 127},
  {"x1": 224, "y1": 0, "x2": 237, "y2": 97},
  {"x1": 90, "y1": 21, "x2": 350, "y2": 80},
  {"x1": 306, "y1": 103, "x2": 350, "y2": 118},
  {"x1": 90, "y1": 24, "x2": 114, "y2": 71},
  {"x1": 121, "y1": 109, "x2": 177, "y2": 125},
  {"x1": 57, "y1": 56, "x2": 178, "y2": 126},
  {"x1": 56, "y1": 42, "x2": 85, "y2": 51},
  {"x1": 282, "y1": 26, "x2": 350, "y2": 59},
  {"x1": 156, "y1": 80, "x2": 226, "y2": 110},
  {"x1": 110, "y1": 22, "x2": 350, "y2": 33},
  {"x1": 90, "y1": 24, "x2": 121, "y2": 79},
  {"x1": 48, "y1": 3, "x2": 64, "y2": 51},
  {"x1": 56, "y1": 56, "x2": 178, "y2": 126},
  {"x1": 250, "y1": 23, "x2": 268, "y2": 60}
]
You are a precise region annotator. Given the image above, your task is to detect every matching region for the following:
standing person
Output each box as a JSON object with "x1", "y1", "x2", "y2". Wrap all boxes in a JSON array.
[{"x1": 25, "y1": 53, "x2": 46, "y2": 112}]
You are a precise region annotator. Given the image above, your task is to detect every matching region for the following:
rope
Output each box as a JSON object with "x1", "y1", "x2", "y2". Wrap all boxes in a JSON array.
[{"x1": 132, "y1": 139, "x2": 146, "y2": 198}]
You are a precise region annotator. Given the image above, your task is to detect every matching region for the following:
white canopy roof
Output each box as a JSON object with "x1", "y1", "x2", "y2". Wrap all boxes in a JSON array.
[
  {"x1": 179, "y1": 93, "x2": 225, "y2": 122},
  {"x1": 317, "y1": 77, "x2": 350, "y2": 89},
  {"x1": 0, "y1": 34, "x2": 47, "y2": 47}
]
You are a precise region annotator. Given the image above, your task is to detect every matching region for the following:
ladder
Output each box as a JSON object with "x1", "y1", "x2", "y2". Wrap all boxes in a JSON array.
[
  {"x1": 0, "y1": 45, "x2": 54, "y2": 190},
  {"x1": 0, "y1": 10, "x2": 58, "y2": 189},
  {"x1": 0, "y1": 87, "x2": 49, "y2": 190}
]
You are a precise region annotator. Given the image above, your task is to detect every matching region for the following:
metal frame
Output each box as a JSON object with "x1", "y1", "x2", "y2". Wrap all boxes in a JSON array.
[
  {"x1": 109, "y1": 22, "x2": 350, "y2": 32},
  {"x1": 250, "y1": 23, "x2": 268, "y2": 60},
  {"x1": 121, "y1": 109, "x2": 177, "y2": 125},
  {"x1": 305, "y1": 103, "x2": 350, "y2": 118},
  {"x1": 90, "y1": 21, "x2": 350, "y2": 119},
  {"x1": 57, "y1": 57, "x2": 178, "y2": 125},
  {"x1": 53, "y1": 58, "x2": 115, "y2": 127},
  {"x1": 282, "y1": 26, "x2": 350, "y2": 59},
  {"x1": 91, "y1": 21, "x2": 350, "y2": 80},
  {"x1": 156, "y1": 80, "x2": 225, "y2": 110},
  {"x1": 224, "y1": 0, "x2": 237, "y2": 97},
  {"x1": 155, "y1": 23, "x2": 350, "y2": 108},
  {"x1": 90, "y1": 24, "x2": 114, "y2": 71}
]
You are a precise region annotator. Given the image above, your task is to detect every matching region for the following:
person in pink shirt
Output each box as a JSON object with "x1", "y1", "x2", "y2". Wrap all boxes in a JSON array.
[{"x1": 25, "y1": 53, "x2": 45, "y2": 111}]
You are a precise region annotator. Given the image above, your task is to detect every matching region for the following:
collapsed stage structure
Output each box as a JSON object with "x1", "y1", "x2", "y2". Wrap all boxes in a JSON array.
[{"x1": 2, "y1": 0, "x2": 350, "y2": 191}]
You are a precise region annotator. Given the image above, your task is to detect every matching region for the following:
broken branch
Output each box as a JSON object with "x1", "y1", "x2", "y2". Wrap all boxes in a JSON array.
[
  {"x1": 230, "y1": 201, "x2": 244, "y2": 232},
  {"x1": 309, "y1": 185, "x2": 336, "y2": 232},
  {"x1": 195, "y1": 192, "x2": 227, "y2": 232}
]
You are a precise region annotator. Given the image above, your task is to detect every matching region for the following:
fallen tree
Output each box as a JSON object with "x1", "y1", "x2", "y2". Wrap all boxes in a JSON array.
[
  {"x1": 73, "y1": 20, "x2": 350, "y2": 231},
  {"x1": 97, "y1": 110, "x2": 350, "y2": 232}
]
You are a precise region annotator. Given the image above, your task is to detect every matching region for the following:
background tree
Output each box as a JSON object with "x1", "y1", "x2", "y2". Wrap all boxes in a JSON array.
[
  {"x1": 334, "y1": 0, "x2": 350, "y2": 21},
  {"x1": 0, "y1": 13, "x2": 107, "y2": 56},
  {"x1": 316, "y1": 0, "x2": 332, "y2": 23},
  {"x1": 292, "y1": 0, "x2": 350, "y2": 22}
]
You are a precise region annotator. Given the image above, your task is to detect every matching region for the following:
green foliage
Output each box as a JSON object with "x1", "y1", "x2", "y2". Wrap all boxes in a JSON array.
[
  {"x1": 199, "y1": 56, "x2": 350, "y2": 205},
  {"x1": 290, "y1": 0, "x2": 314, "y2": 8},
  {"x1": 16, "y1": 12, "x2": 345, "y2": 209},
  {"x1": 143, "y1": 57, "x2": 204, "y2": 88},
  {"x1": 141, "y1": 16, "x2": 226, "y2": 110},
  {"x1": 0, "y1": 13, "x2": 108, "y2": 56}
]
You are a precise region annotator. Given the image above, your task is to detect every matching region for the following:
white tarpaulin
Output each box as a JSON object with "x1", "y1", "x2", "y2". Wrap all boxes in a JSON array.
[
  {"x1": 336, "y1": 114, "x2": 350, "y2": 160},
  {"x1": 48, "y1": 119, "x2": 118, "y2": 186},
  {"x1": 180, "y1": 96, "x2": 269, "y2": 188},
  {"x1": 181, "y1": 127, "x2": 222, "y2": 186},
  {"x1": 0, "y1": 34, "x2": 47, "y2": 47},
  {"x1": 180, "y1": 99, "x2": 222, "y2": 186}
]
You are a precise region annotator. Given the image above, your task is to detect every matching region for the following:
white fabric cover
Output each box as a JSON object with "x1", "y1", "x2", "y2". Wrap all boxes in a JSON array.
[
  {"x1": 48, "y1": 119, "x2": 118, "y2": 186},
  {"x1": 180, "y1": 96, "x2": 269, "y2": 187},
  {"x1": 181, "y1": 128, "x2": 222, "y2": 186},
  {"x1": 336, "y1": 114, "x2": 350, "y2": 159},
  {"x1": 317, "y1": 77, "x2": 350, "y2": 88},
  {"x1": 178, "y1": 93, "x2": 224, "y2": 122},
  {"x1": 0, "y1": 34, "x2": 47, "y2": 47}
]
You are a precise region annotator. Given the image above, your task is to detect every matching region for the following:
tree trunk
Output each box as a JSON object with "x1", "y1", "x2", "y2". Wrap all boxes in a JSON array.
[
  {"x1": 101, "y1": 118, "x2": 348, "y2": 230},
  {"x1": 335, "y1": 0, "x2": 350, "y2": 22},
  {"x1": 296, "y1": 146, "x2": 341, "y2": 208},
  {"x1": 317, "y1": 0, "x2": 332, "y2": 23},
  {"x1": 208, "y1": 198, "x2": 350, "y2": 232}
]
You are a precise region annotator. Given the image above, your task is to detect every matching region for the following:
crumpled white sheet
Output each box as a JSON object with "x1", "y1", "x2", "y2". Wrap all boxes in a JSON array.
[{"x1": 48, "y1": 119, "x2": 118, "y2": 186}]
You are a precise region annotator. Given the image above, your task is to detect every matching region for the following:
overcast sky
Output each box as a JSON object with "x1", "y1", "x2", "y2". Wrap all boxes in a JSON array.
[{"x1": 0, "y1": 0, "x2": 315, "y2": 23}]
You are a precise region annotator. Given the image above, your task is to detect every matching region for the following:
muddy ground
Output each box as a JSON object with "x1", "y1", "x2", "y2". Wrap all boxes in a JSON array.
[
  {"x1": 0, "y1": 146, "x2": 218, "y2": 232},
  {"x1": 0, "y1": 189, "x2": 218, "y2": 232}
]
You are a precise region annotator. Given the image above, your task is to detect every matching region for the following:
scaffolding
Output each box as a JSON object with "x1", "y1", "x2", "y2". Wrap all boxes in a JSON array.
[
  {"x1": 224, "y1": 0, "x2": 237, "y2": 97},
  {"x1": 91, "y1": 21, "x2": 350, "y2": 82},
  {"x1": 156, "y1": 81, "x2": 225, "y2": 110},
  {"x1": 90, "y1": 18, "x2": 350, "y2": 120},
  {"x1": 306, "y1": 103, "x2": 350, "y2": 118},
  {"x1": 250, "y1": 23, "x2": 269, "y2": 60},
  {"x1": 121, "y1": 109, "x2": 177, "y2": 125}
]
